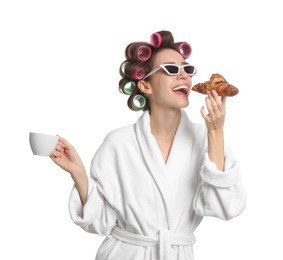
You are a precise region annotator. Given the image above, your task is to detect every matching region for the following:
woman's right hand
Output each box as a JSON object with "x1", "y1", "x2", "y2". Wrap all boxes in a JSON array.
[
  {"x1": 50, "y1": 136, "x2": 88, "y2": 204},
  {"x1": 50, "y1": 136, "x2": 85, "y2": 176}
]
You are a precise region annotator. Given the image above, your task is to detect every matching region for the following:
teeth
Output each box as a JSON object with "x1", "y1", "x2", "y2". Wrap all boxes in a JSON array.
[{"x1": 173, "y1": 85, "x2": 188, "y2": 91}]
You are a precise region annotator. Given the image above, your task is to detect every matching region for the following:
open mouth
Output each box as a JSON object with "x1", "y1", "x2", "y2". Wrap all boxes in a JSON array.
[{"x1": 172, "y1": 85, "x2": 189, "y2": 96}]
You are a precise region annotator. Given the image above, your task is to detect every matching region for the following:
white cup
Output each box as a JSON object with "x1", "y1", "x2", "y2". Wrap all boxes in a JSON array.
[{"x1": 29, "y1": 132, "x2": 59, "y2": 156}]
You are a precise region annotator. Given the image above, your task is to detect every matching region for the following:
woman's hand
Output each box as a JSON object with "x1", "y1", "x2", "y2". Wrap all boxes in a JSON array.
[
  {"x1": 50, "y1": 136, "x2": 85, "y2": 176},
  {"x1": 201, "y1": 90, "x2": 226, "y2": 132},
  {"x1": 201, "y1": 90, "x2": 226, "y2": 171},
  {"x1": 50, "y1": 136, "x2": 88, "y2": 204}
]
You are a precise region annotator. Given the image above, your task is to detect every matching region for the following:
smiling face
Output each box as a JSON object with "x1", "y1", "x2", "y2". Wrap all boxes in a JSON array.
[{"x1": 138, "y1": 48, "x2": 193, "y2": 112}]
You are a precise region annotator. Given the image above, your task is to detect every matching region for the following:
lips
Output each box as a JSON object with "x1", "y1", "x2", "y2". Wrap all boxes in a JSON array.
[{"x1": 172, "y1": 85, "x2": 189, "y2": 96}]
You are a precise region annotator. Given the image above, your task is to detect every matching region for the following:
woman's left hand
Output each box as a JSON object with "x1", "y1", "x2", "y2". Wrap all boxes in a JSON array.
[{"x1": 201, "y1": 90, "x2": 226, "y2": 132}]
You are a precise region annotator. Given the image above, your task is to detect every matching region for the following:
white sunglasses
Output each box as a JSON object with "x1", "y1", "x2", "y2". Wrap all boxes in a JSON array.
[{"x1": 143, "y1": 63, "x2": 197, "y2": 80}]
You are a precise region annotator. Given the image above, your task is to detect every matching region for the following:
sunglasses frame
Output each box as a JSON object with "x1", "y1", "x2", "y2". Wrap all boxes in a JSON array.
[{"x1": 143, "y1": 63, "x2": 197, "y2": 80}]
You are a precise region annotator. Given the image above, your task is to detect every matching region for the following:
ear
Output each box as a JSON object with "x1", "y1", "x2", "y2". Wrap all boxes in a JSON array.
[{"x1": 138, "y1": 80, "x2": 152, "y2": 95}]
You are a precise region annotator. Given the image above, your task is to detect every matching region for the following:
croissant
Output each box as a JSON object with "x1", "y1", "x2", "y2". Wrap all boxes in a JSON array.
[{"x1": 192, "y1": 73, "x2": 239, "y2": 96}]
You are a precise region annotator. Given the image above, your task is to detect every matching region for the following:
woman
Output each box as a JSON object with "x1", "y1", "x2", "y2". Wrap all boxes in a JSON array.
[{"x1": 51, "y1": 31, "x2": 247, "y2": 260}]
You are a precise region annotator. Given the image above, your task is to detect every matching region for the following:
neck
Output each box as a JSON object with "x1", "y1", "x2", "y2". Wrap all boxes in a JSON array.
[{"x1": 150, "y1": 108, "x2": 181, "y2": 139}]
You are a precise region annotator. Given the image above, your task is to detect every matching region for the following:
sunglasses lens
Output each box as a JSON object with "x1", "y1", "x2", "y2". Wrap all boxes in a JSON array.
[
  {"x1": 164, "y1": 65, "x2": 179, "y2": 74},
  {"x1": 184, "y1": 65, "x2": 195, "y2": 75}
]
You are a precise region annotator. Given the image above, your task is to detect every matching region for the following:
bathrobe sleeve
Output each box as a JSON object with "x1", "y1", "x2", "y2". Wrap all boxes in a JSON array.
[
  {"x1": 68, "y1": 138, "x2": 118, "y2": 236},
  {"x1": 193, "y1": 145, "x2": 247, "y2": 220}
]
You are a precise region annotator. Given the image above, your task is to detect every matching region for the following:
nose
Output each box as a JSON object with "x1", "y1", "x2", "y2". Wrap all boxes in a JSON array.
[{"x1": 177, "y1": 68, "x2": 188, "y2": 79}]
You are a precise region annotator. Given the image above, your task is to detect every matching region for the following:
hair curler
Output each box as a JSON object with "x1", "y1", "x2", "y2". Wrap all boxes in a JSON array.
[
  {"x1": 130, "y1": 94, "x2": 147, "y2": 110},
  {"x1": 119, "y1": 60, "x2": 129, "y2": 77},
  {"x1": 126, "y1": 43, "x2": 152, "y2": 62},
  {"x1": 150, "y1": 32, "x2": 162, "y2": 48},
  {"x1": 119, "y1": 79, "x2": 136, "y2": 95},
  {"x1": 176, "y1": 42, "x2": 192, "y2": 59},
  {"x1": 132, "y1": 68, "x2": 145, "y2": 80}
]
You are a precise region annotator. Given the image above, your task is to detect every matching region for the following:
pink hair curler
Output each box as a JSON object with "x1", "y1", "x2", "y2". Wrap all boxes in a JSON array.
[
  {"x1": 176, "y1": 42, "x2": 192, "y2": 59},
  {"x1": 136, "y1": 45, "x2": 152, "y2": 62},
  {"x1": 125, "y1": 43, "x2": 152, "y2": 62},
  {"x1": 150, "y1": 32, "x2": 162, "y2": 48},
  {"x1": 124, "y1": 63, "x2": 145, "y2": 80},
  {"x1": 132, "y1": 68, "x2": 145, "y2": 80}
]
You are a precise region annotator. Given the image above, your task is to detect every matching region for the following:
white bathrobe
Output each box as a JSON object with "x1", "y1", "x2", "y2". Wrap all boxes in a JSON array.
[{"x1": 69, "y1": 110, "x2": 247, "y2": 260}]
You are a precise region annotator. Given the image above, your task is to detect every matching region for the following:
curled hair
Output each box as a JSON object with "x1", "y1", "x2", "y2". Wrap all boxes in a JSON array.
[{"x1": 118, "y1": 30, "x2": 192, "y2": 111}]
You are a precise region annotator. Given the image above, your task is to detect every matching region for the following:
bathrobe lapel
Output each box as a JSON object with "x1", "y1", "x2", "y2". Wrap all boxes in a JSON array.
[
  {"x1": 166, "y1": 110, "x2": 194, "y2": 179},
  {"x1": 135, "y1": 110, "x2": 194, "y2": 229}
]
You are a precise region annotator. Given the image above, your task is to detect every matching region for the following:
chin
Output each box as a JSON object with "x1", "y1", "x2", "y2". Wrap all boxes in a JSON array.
[{"x1": 179, "y1": 100, "x2": 189, "y2": 108}]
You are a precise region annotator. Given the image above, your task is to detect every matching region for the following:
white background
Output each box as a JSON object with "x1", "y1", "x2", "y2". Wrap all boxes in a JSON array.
[{"x1": 1, "y1": 0, "x2": 282, "y2": 259}]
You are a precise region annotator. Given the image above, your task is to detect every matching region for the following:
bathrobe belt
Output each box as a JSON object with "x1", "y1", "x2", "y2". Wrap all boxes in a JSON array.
[{"x1": 111, "y1": 226, "x2": 196, "y2": 260}]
